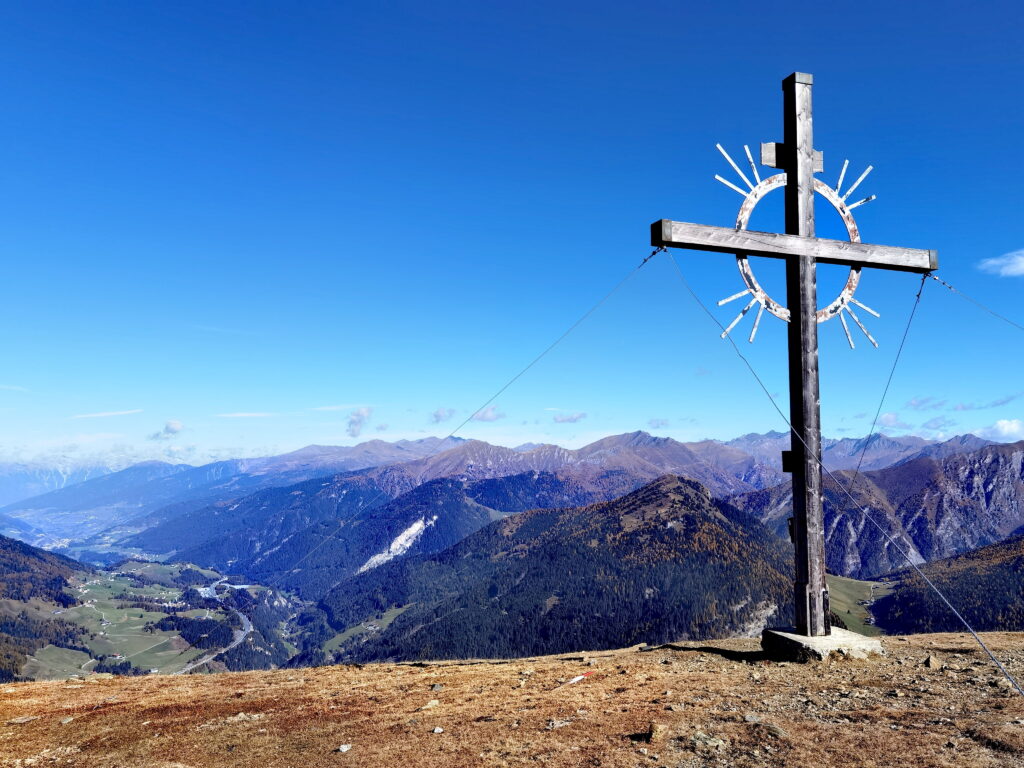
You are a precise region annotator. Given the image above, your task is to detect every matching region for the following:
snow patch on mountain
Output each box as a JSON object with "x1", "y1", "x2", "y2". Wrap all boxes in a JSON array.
[{"x1": 357, "y1": 515, "x2": 439, "y2": 574}]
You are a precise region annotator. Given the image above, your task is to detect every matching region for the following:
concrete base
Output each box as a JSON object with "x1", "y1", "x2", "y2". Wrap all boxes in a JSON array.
[{"x1": 761, "y1": 627, "x2": 885, "y2": 662}]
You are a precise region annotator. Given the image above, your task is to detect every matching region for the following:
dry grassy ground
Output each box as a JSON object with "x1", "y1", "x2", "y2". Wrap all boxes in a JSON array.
[{"x1": 2, "y1": 633, "x2": 1023, "y2": 768}]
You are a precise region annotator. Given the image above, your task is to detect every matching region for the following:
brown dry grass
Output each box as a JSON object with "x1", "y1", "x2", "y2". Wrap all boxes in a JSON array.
[{"x1": 1, "y1": 633, "x2": 1023, "y2": 767}]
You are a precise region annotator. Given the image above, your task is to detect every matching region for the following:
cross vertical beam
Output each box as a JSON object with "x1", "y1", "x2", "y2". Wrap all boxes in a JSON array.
[
  {"x1": 781, "y1": 72, "x2": 829, "y2": 637},
  {"x1": 650, "y1": 72, "x2": 938, "y2": 640}
]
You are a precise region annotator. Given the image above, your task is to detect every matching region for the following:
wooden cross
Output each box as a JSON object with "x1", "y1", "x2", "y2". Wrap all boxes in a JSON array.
[{"x1": 651, "y1": 73, "x2": 938, "y2": 637}]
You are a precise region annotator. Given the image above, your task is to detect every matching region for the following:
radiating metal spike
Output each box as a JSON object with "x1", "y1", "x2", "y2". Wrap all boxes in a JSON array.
[
  {"x1": 743, "y1": 144, "x2": 761, "y2": 184},
  {"x1": 721, "y1": 298, "x2": 757, "y2": 339},
  {"x1": 716, "y1": 143, "x2": 755, "y2": 191},
  {"x1": 718, "y1": 288, "x2": 751, "y2": 306},
  {"x1": 748, "y1": 302, "x2": 765, "y2": 343},
  {"x1": 850, "y1": 297, "x2": 880, "y2": 318},
  {"x1": 845, "y1": 305, "x2": 878, "y2": 348},
  {"x1": 714, "y1": 174, "x2": 749, "y2": 196},
  {"x1": 842, "y1": 165, "x2": 873, "y2": 202},
  {"x1": 847, "y1": 194, "x2": 877, "y2": 210},
  {"x1": 839, "y1": 311, "x2": 855, "y2": 349},
  {"x1": 836, "y1": 159, "x2": 849, "y2": 196}
]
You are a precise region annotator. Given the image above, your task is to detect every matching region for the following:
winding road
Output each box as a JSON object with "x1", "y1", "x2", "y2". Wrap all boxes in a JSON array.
[{"x1": 175, "y1": 609, "x2": 253, "y2": 675}]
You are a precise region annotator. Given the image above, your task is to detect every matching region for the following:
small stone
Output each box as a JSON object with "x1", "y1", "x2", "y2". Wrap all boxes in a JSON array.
[
  {"x1": 431, "y1": 683, "x2": 444, "y2": 692},
  {"x1": 924, "y1": 655, "x2": 940, "y2": 669},
  {"x1": 763, "y1": 723, "x2": 789, "y2": 739},
  {"x1": 225, "y1": 712, "x2": 264, "y2": 722},
  {"x1": 432, "y1": 727, "x2": 444, "y2": 734},
  {"x1": 337, "y1": 744, "x2": 352, "y2": 753},
  {"x1": 647, "y1": 722, "x2": 669, "y2": 742},
  {"x1": 743, "y1": 713, "x2": 762, "y2": 723},
  {"x1": 547, "y1": 719, "x2": 573, "y2": 730},
  {"x1": 419, "y1": 699, "x2": 440, "y2": 710},
  {"x1": 666, "y1": 704, "x2": 685, "y2": 712},
  {"x1": 6, "y1": 716, "x2": 39, "y2": 724},
  {"x1": 60, "y1": 716, "x2": 75, "y2": 725},
  {"x1": 690, "y1": 731, "x2": 727, "y2": 753}
]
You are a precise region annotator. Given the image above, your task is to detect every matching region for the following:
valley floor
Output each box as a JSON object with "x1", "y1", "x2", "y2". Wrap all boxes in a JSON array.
[{"x1": 1, "y1": 633, "x2": 1023, "y2": 767}]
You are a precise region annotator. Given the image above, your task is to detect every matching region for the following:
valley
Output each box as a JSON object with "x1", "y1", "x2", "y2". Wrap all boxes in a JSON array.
[
  {"x1": 1, "y1": 431, "x2": 1022, "y2": 680},
  {"x1": 5, "y1": 554, "x2": 294, "y2": 682}
]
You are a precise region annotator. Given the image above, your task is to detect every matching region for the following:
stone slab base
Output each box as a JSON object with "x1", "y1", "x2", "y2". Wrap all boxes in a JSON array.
[{"x1": 761, "y1": 627, "x2": 885, "y2": 662}]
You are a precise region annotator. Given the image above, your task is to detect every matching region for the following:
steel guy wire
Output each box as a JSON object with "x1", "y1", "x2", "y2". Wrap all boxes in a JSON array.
[
  {"x1": 261, "y1": 247, "x2": 666, "y2": 593},
  {"x1": 844, "y1": 274, "x2": 927, "y2": 494},
  {"x1": 666, "y1": 251, "x2": 1024, "y2": 697},
  {"x1": 929, "y1": 274, "x2": 1024, "y2": 333}
]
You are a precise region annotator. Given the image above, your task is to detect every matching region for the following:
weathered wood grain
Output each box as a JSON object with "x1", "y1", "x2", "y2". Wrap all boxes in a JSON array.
[{"x1": 650, "y1": 220, "x2": 938, "y2": 273}]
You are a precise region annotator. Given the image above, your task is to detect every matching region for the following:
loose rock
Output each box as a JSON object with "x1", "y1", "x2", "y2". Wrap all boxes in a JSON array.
[{"x1": 647, "y1": 722, "x2": 669, "y2": 742}]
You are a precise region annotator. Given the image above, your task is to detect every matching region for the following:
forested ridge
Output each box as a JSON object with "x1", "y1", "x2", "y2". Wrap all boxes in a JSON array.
[
  {"x1": 320, "y1": 475, "x2": 795, "y2": 662},
  {"x1": 874, "y1": 534, "x2": 1024, "y2": 634},
  {"x1": 0, "y1": 534, "x2": 89, "y2": 681}
]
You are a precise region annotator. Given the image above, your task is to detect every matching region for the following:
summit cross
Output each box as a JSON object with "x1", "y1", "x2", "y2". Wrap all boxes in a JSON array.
[{"x1": 651, "y1": 72, "x2": 938, "y2": 637}]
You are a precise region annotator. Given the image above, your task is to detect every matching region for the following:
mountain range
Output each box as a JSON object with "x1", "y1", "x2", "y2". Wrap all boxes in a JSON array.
[
  {"x1": 0, "y1": 438, "x2": 466, "y2": 549},
  {"x1": 182, "y1": 470, "x2": 618, "y2": 599},
  {"x1": 320, "y1": 475, "x2": 795, "y2": 661},
  {"x1": 0, "y1": 430, "x2": 1003, "y2": 587},
  {"x1": 724, "y1": 431, "x2": 990, "y2": 471},
  {"x1": 0, "y1": 462, "x2": 117, "y2": 508}
]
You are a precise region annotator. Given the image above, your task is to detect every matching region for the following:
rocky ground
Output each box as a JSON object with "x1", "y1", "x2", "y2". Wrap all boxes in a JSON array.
[{"x1": 1, "y1": 633, "x2": 1023, "y2": 767}]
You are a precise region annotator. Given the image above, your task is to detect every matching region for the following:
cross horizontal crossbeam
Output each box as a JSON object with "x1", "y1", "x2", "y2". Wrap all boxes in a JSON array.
[{"x1": 651, "y1": 219, "x2": 938, "y2": 274}]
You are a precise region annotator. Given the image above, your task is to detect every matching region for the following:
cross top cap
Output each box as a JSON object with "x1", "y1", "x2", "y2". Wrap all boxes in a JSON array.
[{"x1": 784, "y1": 72, "x2": 813, "y2": 86}]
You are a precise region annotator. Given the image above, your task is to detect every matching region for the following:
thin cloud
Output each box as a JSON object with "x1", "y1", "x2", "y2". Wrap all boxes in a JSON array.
[
  {"x1": 375, "y1": 423, "x2": 389, "y2": 432},
  {"x1": 978, "y1": 250, "x2": 1024, "y2": 277},
  {"x1": 553, "y1": 412, "x2": 587, "y2": 424},
  {"x1": 431, "y1": 407, "x2": 456, "y2": 423},
  {"x1": 148, "y1": 420, "x2": 184, "y2": 441},
  {"x1": 0, "y1": 384, "x2": 28, "y2": 392},
  {"x1": 216, "y1": 412, "x2": 275, "y2": 418},
  {"x1": 922, "y1": 416, "x2": 956, "y2": 432},
  {"x1": 312, "y1": 404, "x2": 361, "y2": 412},
  {"x1": 72, "y1": 409, "x2": 143, "y2": 419},
  {"x1": 347, "y1": 406, "x2": 372, "y2": 437},
  {"x1": 905, "y1": 396, "x2": 946, "y2": 411},
  {"x1": 648, "y1": 418, "x2": 670, "y2": 429},
  {"x1": 878, "y1": 412, "x2": 912, "y2": 429},
  {"x1": 952, "y1": 393, "x2": 1021, "y2": 411},
  {"x1": 471, "y1": 405, "x2": 505, "y2": 422}
]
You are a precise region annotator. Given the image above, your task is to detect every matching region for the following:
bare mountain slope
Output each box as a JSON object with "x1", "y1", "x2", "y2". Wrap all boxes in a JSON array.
[{"x1": 731, "y1": 440, "x2": 1024, "y2": 578}]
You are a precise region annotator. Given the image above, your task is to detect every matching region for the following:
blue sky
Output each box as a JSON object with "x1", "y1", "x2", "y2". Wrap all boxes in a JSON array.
[{"x1": 0, "y1": 1, "x2": 1022, "y2": 466}]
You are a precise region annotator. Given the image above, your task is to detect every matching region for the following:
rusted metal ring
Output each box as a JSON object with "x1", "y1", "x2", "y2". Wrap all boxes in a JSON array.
[{"x1": 735, "y1": 174, "x2": 861, "y2": 323}]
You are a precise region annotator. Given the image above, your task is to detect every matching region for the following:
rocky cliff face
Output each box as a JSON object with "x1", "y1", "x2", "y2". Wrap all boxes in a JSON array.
[{"x1": 731, "y1": 441, "x2": 1024, "y2": 579}]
